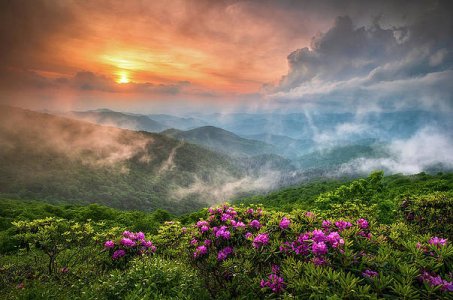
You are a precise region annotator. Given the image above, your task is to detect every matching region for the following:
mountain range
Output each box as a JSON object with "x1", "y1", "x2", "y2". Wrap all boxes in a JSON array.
[{"x1": 0, "y1": 106, "x2": 283, "y2": 214}]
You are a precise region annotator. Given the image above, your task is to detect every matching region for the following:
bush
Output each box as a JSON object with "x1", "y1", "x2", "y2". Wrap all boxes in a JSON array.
[
  {"x1": 400, "y1": 192, "x2": 453, "y2": 240},
  {"x1": 91, "y1": 257, "x2": 209, "y2": 300},
  {"x1": 172, "y1": 204, "x2": 453, "y2": 299}
]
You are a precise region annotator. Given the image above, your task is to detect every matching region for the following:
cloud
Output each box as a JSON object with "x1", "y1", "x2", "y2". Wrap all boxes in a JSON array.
[
  {"x1": 0, "y1": 106, "x2": 153, "y2": 169},
  {"x1": 269, "y1": 0, "x2": 453, "y2": 112},
  {"x1": 339, "y1": 127, "x2": 453, "y2": 174},
  {"x1": 172, "y1": 169, "x2": 282, "y2": 203},
  {"x1": 0, "y1": 68, "x2": 192, "y2": 96}
]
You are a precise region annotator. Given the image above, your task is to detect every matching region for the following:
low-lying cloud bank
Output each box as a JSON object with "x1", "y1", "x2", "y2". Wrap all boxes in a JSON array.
[
  {"x1": 0, "y1": 106, "x2": 153, "y2": 169},
  {"x1": 339, "y1": 127, "x2": 453, "y2": 174},
  {"x1": 172, "y1": 169, "x2": 282, "y2": 203}
]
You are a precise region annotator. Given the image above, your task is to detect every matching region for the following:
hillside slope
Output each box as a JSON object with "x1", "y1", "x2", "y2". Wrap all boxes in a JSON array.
[
  {"x1": 0, "y1": 106, "x2": 250, "y2": 213},
  {"x1": 66, "y1": 109, "x2": 168, "y2": 132}
]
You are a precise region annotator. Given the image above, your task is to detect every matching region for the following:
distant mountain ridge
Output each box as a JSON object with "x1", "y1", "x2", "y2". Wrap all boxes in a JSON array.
[
  {"x1": 148, "y1": 114, "x2": 208, "y2": 130},
  {"x1": 161, "y1": 126, "x2": 277, "y2": 157},
  {"x1": 65, "y1": 110, "x2": 169, "y2": 132},
  {"x1": 0, "y1": 106, "x2": 273, "y2": 214}
]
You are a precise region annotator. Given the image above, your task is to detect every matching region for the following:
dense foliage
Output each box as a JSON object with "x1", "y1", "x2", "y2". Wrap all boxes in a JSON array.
[{"x1": 0, "y1": 172, "x2": 452, "y2": 299}]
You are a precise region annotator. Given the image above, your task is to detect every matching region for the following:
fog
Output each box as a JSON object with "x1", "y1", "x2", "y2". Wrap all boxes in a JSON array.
[
  {"x1": 339, "y1": 127, "x2": 453, "y2": 174},
  {"x1": 0, "y1": 106, "x2": 153, "y2": 169},
  {"x1": 172, "y1": 169, "x2": 282, "y2": 203}
]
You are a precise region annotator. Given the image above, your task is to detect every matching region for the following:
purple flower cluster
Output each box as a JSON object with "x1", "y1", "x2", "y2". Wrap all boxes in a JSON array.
[
  {"x1": 277, "y1": 225, "x2": 346, "y2": 266},
  {"x1": 121, "y1": 238, "x2": 136, "y2": 247},
  {"x1": 217, "y1": 246, "x2": 234, "y2": 261},
  {"x1": 214, "y1": 226, "x2": 231, "y2": 240},
  {"x1": 335, "y1": 220, "x2": 353, "y2": 232},
  {"x1": 104, "y1": 231, "x2": 156, "y2": 260},
  {"x1": 279, "y1": 217, "x2": 291, "y2": 230},
  {"x1": 357, "y1": 218, "x2": 369, "y2": 229},
  {"x1": 191, "y1": 204, "x2": 256, "y2": 261},
  {"x1": 112, "y1": 249, "x2": 126, "y2": 260},
  {"x1": 312, "y1": 241, "x2": 328, "y2": 256},
  {"x1": 253, "y1": 233, "x2": 270, "y2": 249},
  {"x1": 197, "y1": 220, "x2": 210, "y2": 233},
  {"x1": 249, "y1": 219, "x2": 261, "y2": 229},
  {"x1": 104, "y1": 240, "x2": 114, "y2": 248},
  {"x1": 362, "y1": 269, "x2": 379, "y2": 278},
  {"x1": 260, "y1": 266, "x2": 286, "y2": 293},
  {"x1": 428, "y1": 236, "x2": 448, "y2": 247},
  {"x1": 194, "y1": 245, "x2": 208, "y2": 258},
  {"x1": 231, "y1": 220, "x2": 246, "y2": 229},
  {"x1": 420, "y1": 271, "x2": 453, "y2": 292}
]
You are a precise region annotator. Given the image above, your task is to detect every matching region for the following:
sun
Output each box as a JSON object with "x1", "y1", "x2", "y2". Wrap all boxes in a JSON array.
[{"x1": 117, "y1": 72, "x2": 130, "y2": 84}]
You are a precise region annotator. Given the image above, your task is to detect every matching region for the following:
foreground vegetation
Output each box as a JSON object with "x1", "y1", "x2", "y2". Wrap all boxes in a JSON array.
[{"x1": 0, "y1": 172, "x2": 452, "y2": 299}]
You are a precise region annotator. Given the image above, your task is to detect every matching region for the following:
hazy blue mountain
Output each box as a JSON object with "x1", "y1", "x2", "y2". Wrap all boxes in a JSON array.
[
  {"x1": 243, "y1": 133, "x2": 315, "y2": 157},
  {"x1": 148, "y1": 114, "x2": 208, "y2": 130},
  {"x1": 189, "y1": 111, "x2": 452, "y2": 142},
  {"x1": 65, "y1": 110, "x2": 169, "y2": 132},
  {"x1": 294, "y1": 144, "x2": 388, "y2": 171},
  {"x1": 161, "y1": 126, "x2": 277, "y2": 157}
]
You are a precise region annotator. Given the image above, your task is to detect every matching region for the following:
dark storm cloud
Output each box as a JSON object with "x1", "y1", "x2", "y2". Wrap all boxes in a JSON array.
[{"x1": 270, "y1": 0, "x2": 453, "y2": 111}]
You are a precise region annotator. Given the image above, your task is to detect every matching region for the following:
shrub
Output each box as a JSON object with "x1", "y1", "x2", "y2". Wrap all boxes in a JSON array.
[
  {"x1": 400, "y1": 192, "x2": 453, "y2": 239},
  {"x1": 102, "y1": 230, "x2": 156, "y2": 268},
  {"x1": 179, "y1": 204, "x2": 452, "y2": 299},
  {"x1": 13, "y1": 218, "x2": 95, "y2": 275},
  {"x1": 91, "y1": 257, "x2": 209, "y2": 300}
]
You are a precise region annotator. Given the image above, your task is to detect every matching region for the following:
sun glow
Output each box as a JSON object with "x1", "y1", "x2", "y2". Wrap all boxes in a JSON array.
[{"x1": 117, "y1": 72, "x2": 130, "y2": 84}]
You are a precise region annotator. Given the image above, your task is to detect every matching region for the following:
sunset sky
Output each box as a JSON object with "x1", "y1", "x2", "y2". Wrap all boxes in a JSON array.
[{"x1": 0, "y1": 0, "x2": 452, "y2": 113}]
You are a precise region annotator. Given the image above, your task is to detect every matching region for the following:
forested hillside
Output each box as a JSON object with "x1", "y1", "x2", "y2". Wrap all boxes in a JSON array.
[{"x1": 0, "y1": 106, "x2": 249, "y2": 214}]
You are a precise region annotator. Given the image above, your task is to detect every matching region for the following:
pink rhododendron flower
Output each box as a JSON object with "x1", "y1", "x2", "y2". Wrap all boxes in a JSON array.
[
  {"x1": 234, "y1": 221, "x2": 246, "y2": 229},
  {"x1": 429, "y1": 237, "x2": 448, "y2": 247},
  {"x1": 193, "y1": 245, "x2": 208, "y2": 258},
  {"x1": 104, "y1": 240, "x2": 115, "y2": 248},
  {"x1": 260, "y1": 273, "x2": 286, "y2": 293},
  {"x1": 221, "y1": 213, "x2": 232, "y2": 222},
  {"x1": 362, "y1": 269, "x2": 378, "y2": 278},
  {"x1": 196, "y1": 220, "x2": 209, "y2": 228},
  {"x1": 335, "y1": 220, "x2": 352, "y2": 231},
  {"x1": 322, "y1": 220, "x2": 332, "y2": 228},
  {"x1": 249, "y1": 219, "x2": 261, "y2": 229},
  {"x1": 253, "y1": 233, "x2": 269, "y2": 248},
  {"x1": 356, "y1": 218, "x2": 369, "y2": 229},
  {"x1": 279, "y1": 217, "x2": 291, "y2": 230},
  {"x1": 215, "y1": 226, "x2": 231, "y2": 239},
  {"x1": 420, "y1": 271, "x2": 453, "y2": 292},
  {"x1": 312, "y1": 242, "x2": 328, "y2": 256},
  {"x1": 112, "y1": 249, "x2": 126, "y2": 260},
  {"x1": 326, "y1": 232, "x2": 344, "y2": 248},
  {"x1": 142, "y1": 240, "x2": 153, "y2": 248},
  {"x1": 120, "y1": 238, "x2": 136, "y2": 248},
  {"x1": 217, "y1": 246, "x2": 234, "y2": 261},
  {"x1": 312, "y1": 229, "x2": 326, "y2": 243}
]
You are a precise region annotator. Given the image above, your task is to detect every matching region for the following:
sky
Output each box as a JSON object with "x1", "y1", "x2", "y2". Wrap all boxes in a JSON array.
[{"x1": 0, "y1": 0, "x2": 452, "y2": 114}]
